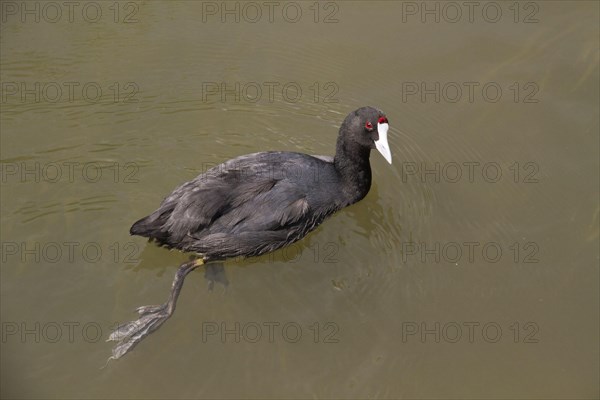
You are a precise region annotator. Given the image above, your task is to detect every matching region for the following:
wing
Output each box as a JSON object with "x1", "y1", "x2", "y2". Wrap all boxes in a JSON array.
[{"x1": 130, "y1": 152, "x2": 339, "y2": 259}]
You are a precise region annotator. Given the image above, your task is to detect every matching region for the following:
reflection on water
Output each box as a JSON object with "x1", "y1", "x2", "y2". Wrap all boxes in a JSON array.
[{"x1": 1, "y1": 1, "x2": 598, "y2": 399}]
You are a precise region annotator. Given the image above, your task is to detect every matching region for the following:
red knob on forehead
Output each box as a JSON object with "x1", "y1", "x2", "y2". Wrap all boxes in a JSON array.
[{"x1": 378, "y1": 116, "x2": 388, "y2": 124}]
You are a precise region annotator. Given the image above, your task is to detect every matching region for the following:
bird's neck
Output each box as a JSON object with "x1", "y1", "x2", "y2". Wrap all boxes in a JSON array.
[{"x1": 333, "y1": 137, "x2": 372, "y2": 204}]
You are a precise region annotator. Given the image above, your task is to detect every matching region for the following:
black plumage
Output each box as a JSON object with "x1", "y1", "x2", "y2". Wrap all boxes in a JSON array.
[
  {"x1": 130, "y1": 106, "x2": 391, "y2": 261},
  {"x1": 130, "y1": 153, "x2": 340, "y2": 259}
]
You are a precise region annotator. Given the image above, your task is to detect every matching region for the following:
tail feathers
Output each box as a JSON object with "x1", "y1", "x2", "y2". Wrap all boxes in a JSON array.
[
  {"x1": 129, "y1": 213, "x2": 169, "y2": 242},
  {"x1": 129, "y1": 217, "x2": 151, "y2": 236}
]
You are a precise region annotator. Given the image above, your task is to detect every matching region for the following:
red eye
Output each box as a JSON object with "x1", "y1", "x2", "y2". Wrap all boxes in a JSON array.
[
  {"x1": 378, "y1": 116, "x2": 388, "y2": 124},
  {"x1": 365, "y1": 121, "x2": 373, "y2": 130}
]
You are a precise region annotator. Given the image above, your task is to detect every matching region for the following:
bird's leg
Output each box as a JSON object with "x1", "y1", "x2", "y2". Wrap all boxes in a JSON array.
[
  {"x1": 107, "y1": 258, "x2": 204, "y2": 360},
  {"x1": 204, "y1": 262, "x2": 229, "y2": 292}
]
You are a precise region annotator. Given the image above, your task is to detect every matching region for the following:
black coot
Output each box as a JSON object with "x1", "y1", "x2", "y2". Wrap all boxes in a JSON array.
[{"x1": 108, "y1": 106, "x2": 392, "y2": 360}]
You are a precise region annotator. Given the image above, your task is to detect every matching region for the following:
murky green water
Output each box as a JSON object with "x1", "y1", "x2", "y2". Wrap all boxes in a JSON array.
[{"x1": 1, "y1": 1, "x2": 598, "y2": 398}]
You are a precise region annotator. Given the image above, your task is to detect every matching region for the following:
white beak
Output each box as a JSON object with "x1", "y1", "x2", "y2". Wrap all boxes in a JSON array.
[{"x1": 375, "y1": 122, "x2": 392, "y2": 164}]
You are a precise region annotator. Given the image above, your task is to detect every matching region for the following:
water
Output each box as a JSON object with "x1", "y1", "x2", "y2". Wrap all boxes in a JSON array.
[{"x1": 1, "y1": 1, "x2": 598, "y2": 398}]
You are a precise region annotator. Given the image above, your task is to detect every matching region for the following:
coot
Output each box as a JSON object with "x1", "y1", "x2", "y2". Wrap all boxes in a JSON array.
[{"x1": 108, "y1": 106, "x2": 392, "y2": 360}]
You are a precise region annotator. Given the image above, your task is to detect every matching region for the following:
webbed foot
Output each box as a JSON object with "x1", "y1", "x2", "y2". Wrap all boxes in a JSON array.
[
  {"x1": 107, "y1": 303, "x2": 172, "y2": 360},
  {"x1": 106, "y1": 258, "x2": 204, "y2": 361}
]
